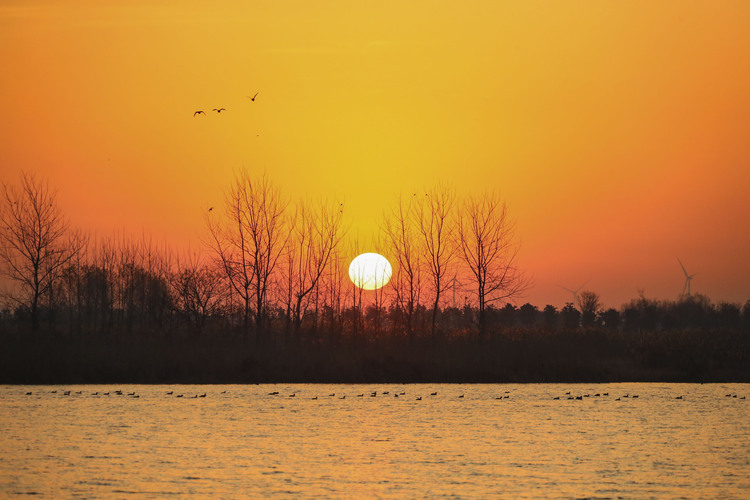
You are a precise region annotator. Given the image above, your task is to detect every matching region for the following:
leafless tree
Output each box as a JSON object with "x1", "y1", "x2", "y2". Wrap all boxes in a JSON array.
[
  {"x1": 285, "y1": 198, "x2": 344, "y2": 335},
  {"x1": 171, "y1": 252, "x2": 226, "y2": 333},
  {"x1": 417, "y1": 184, "x2": 456, "y2": 338},
  {"x1": 0, "y1": 172, "x2": 84, "y2": 332},
  {"x1": 205, "y1": 171, "x2": 288, "y2": 339},
  {"x1": 577, "y1": 291, "x2": 601, "y2": 327},
  {"x1": 382, "y1": 194, "x2": 422, "y2": 338},
  {"x1": 457, "y1": 191, "x2": 527, "y2": 336}
]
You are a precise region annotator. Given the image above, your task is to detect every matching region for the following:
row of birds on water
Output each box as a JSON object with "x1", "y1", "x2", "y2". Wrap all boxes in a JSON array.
[
  {"x1": 24, "y1": 389, "x2": 229, "y2": 398},
  {"x1": 23, "y1": 389, "x2": 747, "y2": 401},
  {"x1": 268, "y1": 390, "x2": 452, "y2": 400},
  {"x1": 193, "y1": 92, "x2": 258, "y2": 117}
]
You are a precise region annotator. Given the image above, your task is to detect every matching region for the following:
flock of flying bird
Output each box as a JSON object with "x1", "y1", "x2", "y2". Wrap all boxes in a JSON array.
[
  {"x1": 194, "y1": 92, "x2": 258, "y2": 117},
  {"x1": 22, "y1": 388, "x2": 746, "y2": 401}
]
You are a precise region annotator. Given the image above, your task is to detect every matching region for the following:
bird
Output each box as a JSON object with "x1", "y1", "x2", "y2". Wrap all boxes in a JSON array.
[
  {"x1": 268, "y1": 391, "x2": 279, "y2": 395},
  {"x1": 458, "y1": 394, "x2": 464, "y2": 398},
  {"x1": 208, "y1": 207, "x2": 214, "y2": 212},
  {"x1": 247, "y1": 92, "x2": 258, "y2": 101},
  {"x1": 26, "y1": 392, "x2": 32, "y2": 395},
  {"x1": 416, "y1": 396, "x2": 422, "y2": 400},
  {"x1": 430, "y1": 392, "x2": 437, "y2": 396},
  {"x1": 176, "y1": 394, "x2": 183, "y2": 398},
  {"x1": 167, "y1": 391, "x2": 173, "y2": 395},
  {"x1": 212, "y1": 108, "x2": 226, "y2": 113},
  {"x1": 193, "y1": 110, "x2": 205, "y2": 117},
  {"x1": 199, "y1": 393, "x2": 206, "y2": 398}
]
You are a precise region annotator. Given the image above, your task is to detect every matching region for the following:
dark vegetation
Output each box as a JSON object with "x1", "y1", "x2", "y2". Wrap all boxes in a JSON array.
[
  {"x1": 2, "y1": 294, "x2": 749, "y2": 383},
  {"x1": 1, "y1": 171, "x2": 748, "y2": 383}
]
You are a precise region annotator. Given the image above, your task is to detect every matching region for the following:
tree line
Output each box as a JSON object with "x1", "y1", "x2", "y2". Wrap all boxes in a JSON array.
[{"x1": 1, "y1": 170, "x2": 748, "y2": 383}]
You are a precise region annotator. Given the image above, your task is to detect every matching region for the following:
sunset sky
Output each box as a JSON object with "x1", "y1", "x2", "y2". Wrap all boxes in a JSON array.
[{"x1": 1, "y1": 1, "x2": 749, "y2": 308}]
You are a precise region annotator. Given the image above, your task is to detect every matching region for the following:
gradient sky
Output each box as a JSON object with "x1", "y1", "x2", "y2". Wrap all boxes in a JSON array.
[{"x1": 1, "y1": 1, "x2": 749, "y2": 308}]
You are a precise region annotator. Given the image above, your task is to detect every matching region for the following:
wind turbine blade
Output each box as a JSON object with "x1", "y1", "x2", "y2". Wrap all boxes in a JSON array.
[
  {"x1": 677, "y1": 258, "x2": 689, "y2": 278},
  {"x1": 575, "y1": 277, "x2": 591, "y2": 293}
]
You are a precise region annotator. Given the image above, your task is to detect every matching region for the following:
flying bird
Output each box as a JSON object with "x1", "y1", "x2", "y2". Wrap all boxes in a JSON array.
[
  {"x1": 247, "y1": 92, "x2": 259, "y2": 101},
  {"x1": 212, "y1": 108, "x2": 226, "y2": 113},
  {"x1": 193, "y1": 110, "x2": 205, "y2": 117},
  {"x1": 208, "y1": 207, "x2": 214, "y2": 212}
]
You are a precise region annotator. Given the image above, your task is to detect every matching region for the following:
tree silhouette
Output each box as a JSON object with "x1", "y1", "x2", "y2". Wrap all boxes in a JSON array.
[
  {"x1": 577, "y1": 290, "x2": 601, "y2": 327},
  {"x1": 561, "y1": 303, "x2": 581, "y2": 329},
  {"x1": 382, "y1": 194, "x2": 422, "y2": 338},
  {"x1": 206, "y1": 171, "x2": 288, "y2": 338},
  {"x1": 417, "y1": 184, "x2": 456, "y2": 339},
  {"x1": 285, "y1": 198, "x2": 343, "y2": 335},
  {"x1": 0, "y1": 172, "x2": 83, "y2": 332},
  {"x1": 457, "y1": 191, "x2": 527, "y2": 336}
]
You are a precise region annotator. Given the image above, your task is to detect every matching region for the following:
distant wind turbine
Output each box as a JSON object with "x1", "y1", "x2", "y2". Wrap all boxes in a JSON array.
[
  {"x1": 450, "y1": 275, "x2": 465, "y2": 309},
  {"x1": 677, "y1": 258, "x2": 695, "y2": 297},
  {"x1": 561, "y1": 278, "x2": 590, "y2": 308}
]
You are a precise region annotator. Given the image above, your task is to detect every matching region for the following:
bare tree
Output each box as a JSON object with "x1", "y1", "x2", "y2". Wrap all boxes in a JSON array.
[
  {"x1": 417, "y1": 185, "x2": 456, "y2": 338},
  {"x1": 457, "y1": 191, "x2": 527, "y2": 336},
  {"x1": 0, "y1": 172, "x2": 83, "y2": 332},
  {"x1": 382, "y1": 194, "x2": 422, "y2": 338},
  {"x1": 205, "y1": 171, "x2": 288, "y2": 339},
  {"x1": 171, "y1": 252, "x2": 226, "y2": 334},
  {"x1": 286, "y1": 198, "x2": 344, "y2": 335},
  {"x1": 577, "y1": 291, "x2": 601, "y2": 328}
]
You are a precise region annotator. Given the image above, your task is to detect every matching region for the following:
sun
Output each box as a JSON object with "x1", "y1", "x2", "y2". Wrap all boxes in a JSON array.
[{"x1": 348, "y1": 253, "x2": 392, "y2": 290}]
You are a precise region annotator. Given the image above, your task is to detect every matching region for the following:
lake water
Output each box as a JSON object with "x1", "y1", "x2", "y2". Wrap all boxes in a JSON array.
[{"x1": 1, "y1": 383, "x2": 749, "y2": 499}]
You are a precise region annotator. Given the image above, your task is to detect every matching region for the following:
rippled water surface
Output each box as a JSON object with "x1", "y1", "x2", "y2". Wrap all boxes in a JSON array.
[{"x1": 1, "y1": 383, "x2": 749, "y2": 498}]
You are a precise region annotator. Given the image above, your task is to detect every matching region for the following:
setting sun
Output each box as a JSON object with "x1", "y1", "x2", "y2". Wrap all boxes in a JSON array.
[{"x1": 348, "y1": 253, "x2": 392, "y2": 291}]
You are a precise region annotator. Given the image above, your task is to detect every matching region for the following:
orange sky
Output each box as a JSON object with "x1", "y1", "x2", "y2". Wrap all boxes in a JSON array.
[{"x1": 1, "y1": 1, "x2": 749, "y2": 308}]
